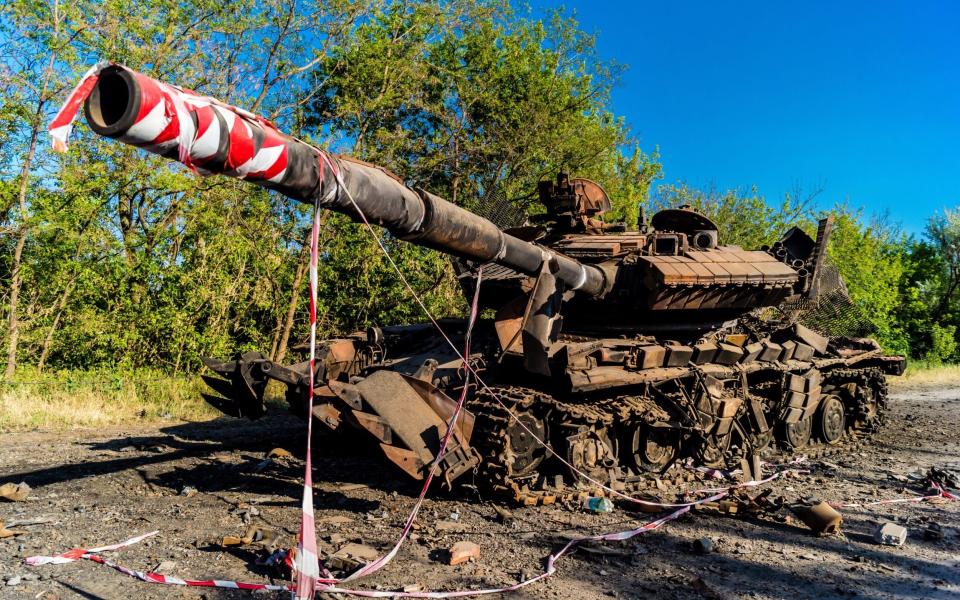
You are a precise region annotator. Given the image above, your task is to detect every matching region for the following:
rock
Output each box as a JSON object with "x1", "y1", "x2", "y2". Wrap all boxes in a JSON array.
[
  {"x1": 435, "y1": 520, "x2": 461, "y2": 532},
  {"x1": 448, "y1": 540, "x2": 480, "y2": 566},
  {"x1": 154, "y1": 560, "x2": 177, "y2": 574},
  {"x1": 5, "y1": 576, "x2": 21, "y2": 586},
  {"x1": 689, "y1": 577, "x2": 722, "y2": 600},
  {"x1": 0, "y1": 482, "x2": 31, "y2": 502},
  {"x1": 692, "y1": 538, "x2": 714, "y2": 554},
  {"x1": 874, "y1": 522, "x2": 908, "y2": 546},
  {"x1": 179, "y1": 486, "x2": 198, "y2": 498}
]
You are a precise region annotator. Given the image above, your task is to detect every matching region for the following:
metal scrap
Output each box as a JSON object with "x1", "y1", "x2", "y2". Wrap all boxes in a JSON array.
[
  {"x1": 328, "y1": 543, "x2": 379, "y2": 571},
  {"x1": 789, "y1": 501, "x2": 843, "y2": 535},
  {"x1": 220, "y1": 525, "x2": 281, "y2": 550}
]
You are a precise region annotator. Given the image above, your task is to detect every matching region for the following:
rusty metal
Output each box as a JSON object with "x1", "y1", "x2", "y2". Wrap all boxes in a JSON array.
[
  {"x1": 78, "y1": 67, "x2": 906, "y2": 500},
  {"x1": 790, "y1": 501, "x2": 843, "y2": 535}
]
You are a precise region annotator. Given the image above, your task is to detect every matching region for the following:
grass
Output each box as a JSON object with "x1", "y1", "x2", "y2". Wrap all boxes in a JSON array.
[
  {"x1": 4, "y1": 360, "x2": 956, "y2": 431},
  {"x1": 0, "y1": 367, "x2": 221, "y2": 431},
  {"x1": 893, "y1": 360, "x2": 960, "y2": 387}
]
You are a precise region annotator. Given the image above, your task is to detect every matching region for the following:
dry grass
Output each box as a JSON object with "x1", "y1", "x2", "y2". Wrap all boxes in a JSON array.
[
  {"x1": 0, "y1": 370, "x2": 220, "y2": 431},
  {"x1": 893, "y1": 361, "x2": 960, "y2": 387}
]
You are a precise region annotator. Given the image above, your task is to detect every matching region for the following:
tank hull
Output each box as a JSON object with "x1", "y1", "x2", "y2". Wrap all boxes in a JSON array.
[{"x1": 203, "y1": 318, "x2": 903, "y2": 502}]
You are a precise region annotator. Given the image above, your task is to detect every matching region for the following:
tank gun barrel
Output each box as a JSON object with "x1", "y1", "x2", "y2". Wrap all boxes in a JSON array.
[{"x1": 77, "y1": 64, "x2": 606, "y2": 297}]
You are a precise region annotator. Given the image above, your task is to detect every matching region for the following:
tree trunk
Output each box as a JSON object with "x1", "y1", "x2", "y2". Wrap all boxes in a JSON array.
[
  {"x1": 4, "y1": 113, "x2": 42, "y2": 380},
  {"x1": 274, "y1": 242, "x2": 311, "y2": 363},
  {"x1": 37, "y1": 277, "x2": 77, "y2": 372}
]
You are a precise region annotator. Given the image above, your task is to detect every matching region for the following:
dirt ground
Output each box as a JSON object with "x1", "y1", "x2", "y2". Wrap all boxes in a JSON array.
[{"x1": 1, "y1": 380, "x2": 959, "y2": 600}]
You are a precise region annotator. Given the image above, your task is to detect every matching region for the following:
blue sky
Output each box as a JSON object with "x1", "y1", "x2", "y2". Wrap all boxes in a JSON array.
[{"x1": 528, "y1": 1, "x2": 959, "y2": 234}]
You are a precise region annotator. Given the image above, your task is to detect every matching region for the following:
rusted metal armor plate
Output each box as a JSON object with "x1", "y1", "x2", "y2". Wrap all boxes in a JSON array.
[
  {"x1": 642, "y1": 247, "x2": 797, "y2": 287},
  {"x1": 355, "y1": 370, "x2": 451, "y2": 469}
]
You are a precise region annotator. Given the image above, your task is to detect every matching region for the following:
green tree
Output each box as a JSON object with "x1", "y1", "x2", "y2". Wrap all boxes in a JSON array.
[{"x1": 826, "y1": 207, "x2": 908, "y2": 354}]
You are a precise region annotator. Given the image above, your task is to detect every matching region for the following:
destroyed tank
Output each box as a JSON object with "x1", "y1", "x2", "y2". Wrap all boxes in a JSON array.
[{"x1": 75, "y1": 64, "x2": 905, "y2": 503}]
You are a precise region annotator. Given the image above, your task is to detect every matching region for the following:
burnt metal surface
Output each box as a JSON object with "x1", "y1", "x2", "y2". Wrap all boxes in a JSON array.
[
  {"x1": 196, "y1": 177, "x2": 906, "y2": 502},
  {"x1": 78, "y1": 67, "x2": 906, "y2": 503}
]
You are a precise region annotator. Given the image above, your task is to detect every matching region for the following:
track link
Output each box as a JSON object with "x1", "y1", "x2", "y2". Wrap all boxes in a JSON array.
[{"x1": 467, "y1": 367, "x2": 890, "y2": 505}]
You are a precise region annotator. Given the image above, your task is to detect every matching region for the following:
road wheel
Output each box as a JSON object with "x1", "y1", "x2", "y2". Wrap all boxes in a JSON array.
[
  {"x1": 816, "y1": 394, "x2": 846, "y2": 444},
  {"x1": 782, "y1": 416, "x2": 813, "y2": 450}
]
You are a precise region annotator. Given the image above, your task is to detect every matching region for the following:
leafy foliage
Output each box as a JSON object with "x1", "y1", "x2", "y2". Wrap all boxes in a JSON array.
[
  {"x1": 0, "y1": 0, "x2": 957, "y2": 383},
  {"x1": 0, "y1": 0, "x2": 658, "y2": 375}
]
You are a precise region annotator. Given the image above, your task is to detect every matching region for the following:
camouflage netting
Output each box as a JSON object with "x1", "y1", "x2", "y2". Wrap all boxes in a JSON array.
[
  {"x1": 779, "y1": 260, "x2": 875, "y2": 338},
  {"x1": 473, "y1": 188, "x2": 529, "y2": 230}
]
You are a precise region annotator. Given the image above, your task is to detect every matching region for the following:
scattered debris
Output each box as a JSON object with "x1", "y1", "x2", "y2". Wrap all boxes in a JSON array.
[
  {"x1": 923, "y1": 522, "x2": 944, "y2": 541},
  {"x1": 694, "y1": 499, "x2": 741, "y2": 516},
  {"x1": 492, "y1": 505, "x2": 513, "y2": 524},
  {"x1": 693, "y1": 537, "x2": 715, "y2": 554},
  {"x1": 255, "y1": 447, "x2": 297, "y2": 471},
  {"x1": 154, "y1": 560, "x2": 177, "y2": 574},
  {"x1": 789, "y1": 501, "x2": 843, "y2": 535},
  {"x1": 220, "y1": 526, "x2": 280, "y2": 550},
  {"x1": 0, "y1": 521, "x2": 26, "y2": 539},
  {"x1": 220, "y1": 535, "x2": 244, "y2": 546},
  {"x1": 317, "y1": 515, "x2": 354, "y2": 526},
  {"x1": 231, "y1": 503, "x2": 261, "y2": 524},
  {"x1": 874, "y1": 522, "x2": 908, "y2": 546},
  {"x1": 689, "y1": 576, "x2": 722, "y2": 600},
  {"x1": 0, "y1": 482, "x2": 31, "y2": 502},
  {"x1": 267, "y1": 448, "x2": 293, "y2": 459},
  {"x1": 337, "y1": 483, "x2": 368, "y2": 493},
  {"x1": 582, "y1": 496, "x2": 614, "y2": 513},
  {"x1": 4, "y1": 516, "x2": 54, "y2": 527},
  {"x1": 577, "y1": 543, "x2": 632, "y2": 557},
  {"x1": 329, "y1": 543, "x2": 379, "y2": 571},
  {"x1": 927, "y1": 464, "x2": 960, "y2": 489},
  {"x1": 448, "y1": 541, "x2": 481, "y2": 566},
  {"x1": 435, "y1": 520, "x2": 460, "y2": 532}
]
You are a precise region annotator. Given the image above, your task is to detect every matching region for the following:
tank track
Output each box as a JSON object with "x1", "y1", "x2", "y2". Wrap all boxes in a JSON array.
[
  {"x1": 822, "y1": 367, "x2": 888, "y2": 434},
  {"x1": 467, "y1": 366, "x2": 889, "y2": 505}
]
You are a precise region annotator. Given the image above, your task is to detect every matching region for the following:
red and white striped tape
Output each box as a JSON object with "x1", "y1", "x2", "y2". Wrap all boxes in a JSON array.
[
  {"x1": 292, "y1": 156, "x2": 327, "y2": 599},
  {"x1": 833, "y1": 481, "x2": 957, "y2": 509},
  {"x1": 26, "y1": 479, "x2": 955, "y2": 598},
  {"x1": 49, "y1": 62, "x2": 290, "y2": 183},
  {"x1": 23, "y1": 493, "x2": 723, "y2": 597}
]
